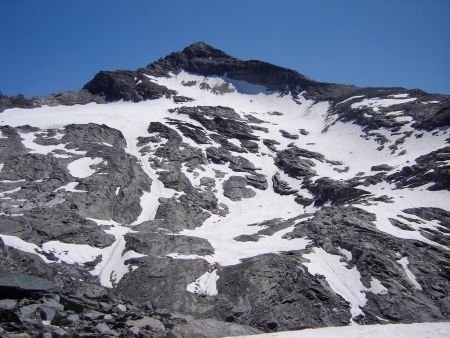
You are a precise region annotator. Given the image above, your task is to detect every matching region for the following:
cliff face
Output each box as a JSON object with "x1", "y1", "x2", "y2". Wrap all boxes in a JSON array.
[{"x1": 0, "y1": 43, "x2": 449, "y2": 337}]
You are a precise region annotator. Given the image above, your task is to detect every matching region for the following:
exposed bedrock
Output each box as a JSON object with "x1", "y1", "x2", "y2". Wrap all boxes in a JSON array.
[
  {"x1": 214, "y1": 254, "x2": 351, "y2": 332},
  {"x1": 287, "y1": 206, "x2": 450, "y2": 324}
]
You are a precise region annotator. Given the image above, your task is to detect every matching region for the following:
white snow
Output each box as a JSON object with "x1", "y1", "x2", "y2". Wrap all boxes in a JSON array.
[
  {"x1": 129, "y1": 151, "x2": 174, "y2": 226},
  {"x1": 336, "y1": 95, "x2": 365, "y2": 105},
  {"x1": 303, "y1": 248, "x2": 368, "y2": 317},
  {"x1": 0, "y1": 234, "x2": 50, "y2": 263},
  {"x1": 87, "y1": 218, "x2": 146, "y2": 287},
  {"x1": 385, "y1": 110, "x2": 403, "y2": 116},
  {"x1": 55, "y1": 181, "x2": 87, "y2": 193},
  {"x1": 169, "y1": 146, "x2": 314, "y2": 265},
  {"x1": 115, "y1": 186, "x2": 120, "y2": 195},
  {"x1": 91, "y1": 224, "x2": 146, "y2": 287},
  {"x1": 388, "y1": 94, "x2": 410, "y2": 98},
  {"x1": 397, "y1": 256, "x2": 422, "y2": 290},
  {"x1": 42, "y1": 241, "x2": 103, "y2": 265},
  {"x1": 186, "y1": 270, "x2": 219, "y2": 296},
  {"x1": 67, "y1": 157, "x2": 103, "y2": 178},
  {"x1": 0, "y1": 179, "x2": 26, "y2": 183},
  {"x1": 228, "y1": 322, "x2": 450, "y2": 338},
  {"x1": 0, "y1": 212, "x2": 24, "y2": 217},
  {"x1": 18, "y1": 131, "x2": 86, "y2": 157},
  {"x1": 86, "y1": 218, "x2": 121, "y2": 227},
  {"x1": 351, "y1": 97, "x2": 417, "y2": 112},
  {"x1": 0, "y1": 218, "x2": 145, "y2": 288},
  {"x1": 369, "y1": 277, "x2": 388, "y2": 295},
  {"x1": 338, "y1": 247, "x2": 352, "y2": 261},
  {"x1": 0, "y1": 186, "x2": 21, "y2": 198}
]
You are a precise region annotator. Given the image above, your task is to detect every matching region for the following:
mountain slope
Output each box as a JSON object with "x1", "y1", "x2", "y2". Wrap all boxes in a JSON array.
[{"x1": 0, "y1": 42, "x2": 449, "y2": 337}]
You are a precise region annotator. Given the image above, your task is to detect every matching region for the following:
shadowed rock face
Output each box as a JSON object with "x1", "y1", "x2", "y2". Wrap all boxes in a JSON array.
[
  {"x1": 215, "y1": 253, "x2": 352, "y2": 331},
  {"x1": 145, "y1": 42, "x2": 319, "y2": 93},
  {"x1": 0, "y1": 42, "x2": 449, "y2": 337},
  {"x1": 83, "y1": 70, "x2": 176, "y2": 102}
]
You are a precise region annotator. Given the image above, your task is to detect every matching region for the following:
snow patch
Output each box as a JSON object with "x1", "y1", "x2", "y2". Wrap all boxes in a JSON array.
[
  {"x1": 91, "y1": 224, "x2": 146, "y2": 288},
  {"x1": 55, "y1": 182, "x2": 87, "y2": 193},
  {"x1": 67, "y1": 157, "x2": 103, "y2": 178},
  {"x1": 42, "y1": 241, "x2": 102, "y2": 265},
  {"x1": 303, "y1": 247, "x2": 368, "y2": 317},
  {"x1": 351, "y1": 97, "x2": 416, "y2": 112},
  {"x1": 0, "y1": 234, "x2": 50, "y2": 263},
  {"x1": 18, "y1": 131, "x2": 86, "y2": 157},
  {"x1": 336, "y1": 95, "x2": 365, "y2": 105},
  {"x1": 186, "y1": 270, "x2": 219, "y2": 296},
  {"x1": 397, "y1": 256, "x2": 422, "y2": 290}
]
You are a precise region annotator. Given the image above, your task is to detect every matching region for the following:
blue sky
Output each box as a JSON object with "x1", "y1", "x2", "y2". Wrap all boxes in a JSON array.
[{"x1": 1, "y1": 0, "x2": 449, "y2": 97}]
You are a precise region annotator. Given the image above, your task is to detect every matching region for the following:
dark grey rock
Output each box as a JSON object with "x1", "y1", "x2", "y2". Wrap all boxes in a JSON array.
[
  {"x1": 308, "y1": 177, "x2": 370, "y2": 206},
  {"x1": 167, "y1": 119, "x2": 210, "y2": 144},
  {"x1": 279, "y1": 129, "x2": 299, "y2": 139},
  {"x1": 83, "y1": 70, "x2": 175, "y2": 102},
  {"x1": 240, "y1": 139, "x2": 259, "y2": 153},
  {"x1": 95, "y1": 322, "x2": 112, "y2": 334},
  {"x1": 155, "y1": 195, "x2": 212, "y2": 231},
  {"x1": 172, "y1": 106, "x2": 258, "y2": 141},
  {"x1": 0, "y1": 299, "x2": 17, "y2": 310},
  {"x1": 125, "y1": 231, "x2": 214, "y2": 257},
  {"x1": 389, "y1": 218, "x2": 415, "y2": 231},
  {"x1": 223, "y1": 176, "x2": 256, "y2": 201},
  {"x1": 215, "y1": 254, "x2": 351, "y2": 331},
  {"x1": 83, "y1": 310, "x2": 104, "y2": 320},
  {"x1": 275, "y1": 145, "x2": 325, "y2": 179},
  {"x1": 126, "y1": 316, "x2": 165, "y2": 332},
  {"x1": 294, "y1": 195, "x2": 314, "y2": 206},
  {"x1": 288, "y1": 206, "x2": 450, "y2": 324},
  {"x1": 263, "y1": 138, "x2": 280, "y2": 152},
  {"x1": 388, "y1": 147, "x2": 450, "y2": 190},
  {"x1": 0, "y1": 274, "x2": 54, "y2": 295},
  {"x1": 0, "y1": 308, "x2": 21, "y2": 323},
  {"x1": 173, "y1": 95, "x2": 194, "y2": 103},
  {"x1": 371, "y1": 164, "x2": 394, "y2": 172},
  {"x1": 39, "y1": 307, "x2": 56, "y2": 321},
  {"x1": 245, "y1": 174, "x2": 268, "y2": 190},
  {"x1": 272, "y1": 172, "x2": 298, "y2": 195},
  {"x1": 250, "y1": 124, "x2": 269, "y2": 133},
  {"x1": 115, "y1": 256, "x2": 212, "y2": 316}
]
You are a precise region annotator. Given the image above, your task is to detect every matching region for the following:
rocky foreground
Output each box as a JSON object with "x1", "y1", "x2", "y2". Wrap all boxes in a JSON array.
[{"x1": 0, "y1": 43, "x2": 449, "y2": 337}]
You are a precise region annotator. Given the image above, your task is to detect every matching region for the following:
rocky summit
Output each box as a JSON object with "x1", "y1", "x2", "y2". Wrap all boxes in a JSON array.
[{"x1": 0, "y1": 42, "x2": 449, "y2": 337}]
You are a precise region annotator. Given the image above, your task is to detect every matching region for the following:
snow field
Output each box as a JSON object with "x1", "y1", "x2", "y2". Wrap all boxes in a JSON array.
[{"x1": 0, "y1": 71, "x2": 447, "y2": 310}]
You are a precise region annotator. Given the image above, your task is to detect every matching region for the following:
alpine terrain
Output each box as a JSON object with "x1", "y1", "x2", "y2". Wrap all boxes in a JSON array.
[{"x1": 0, "y1": 42, "x2": 449, "y2": 337}]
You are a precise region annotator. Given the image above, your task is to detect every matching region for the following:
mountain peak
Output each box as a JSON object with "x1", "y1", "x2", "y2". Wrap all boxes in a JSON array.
[
  {"x1": 181, "y1": 42, "x2": 231, "y2": 59},
  {"x1": 144, "y1": 42, "x2": 316, "y2": 93}
]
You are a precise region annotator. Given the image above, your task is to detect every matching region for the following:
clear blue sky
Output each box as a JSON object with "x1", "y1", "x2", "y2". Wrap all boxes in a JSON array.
[{"x1": 1, "y1": 0, "x2": 449, "y2": 97}]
